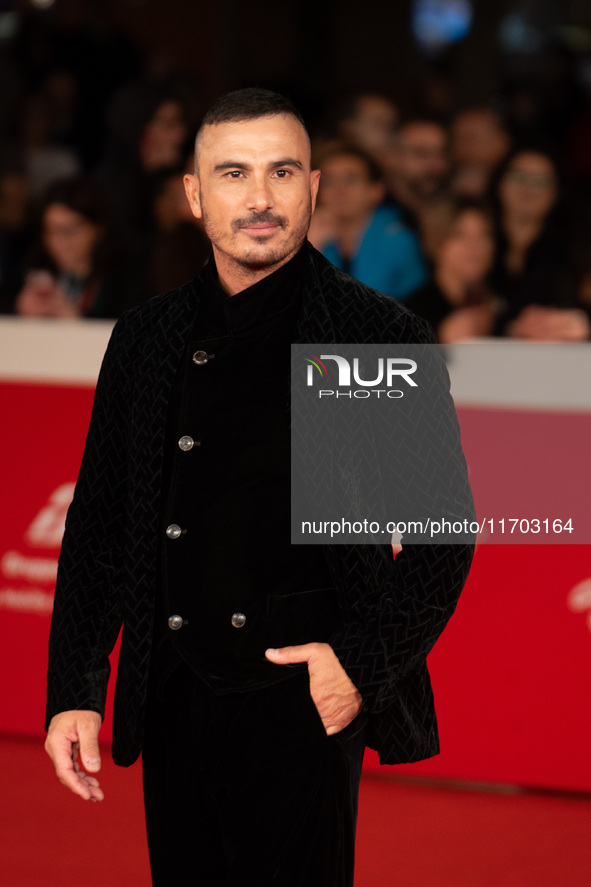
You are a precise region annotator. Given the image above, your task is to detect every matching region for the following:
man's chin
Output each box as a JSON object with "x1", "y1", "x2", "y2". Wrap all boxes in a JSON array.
[{"x1": 234, "y1": 244, "x2": 296, "y2": 271}]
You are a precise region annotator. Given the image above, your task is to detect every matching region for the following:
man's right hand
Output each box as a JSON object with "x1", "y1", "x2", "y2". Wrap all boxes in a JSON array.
[{"x1": 45, "y1": 710, "x2": 104, "y2": 801}]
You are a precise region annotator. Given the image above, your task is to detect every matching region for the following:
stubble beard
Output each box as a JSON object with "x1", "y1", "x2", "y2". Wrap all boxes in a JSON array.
[{"x1": 201, "y1": 195, "x2": 313, "y2": 274}]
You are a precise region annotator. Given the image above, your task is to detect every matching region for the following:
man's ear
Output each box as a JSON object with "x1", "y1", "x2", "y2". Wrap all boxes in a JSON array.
[
  {"x1": 183, "y1": 174, "x2": 203, "y2": 220},
  {"x1": 310, "y1": 168, "x2": 321, "y2": 214}
]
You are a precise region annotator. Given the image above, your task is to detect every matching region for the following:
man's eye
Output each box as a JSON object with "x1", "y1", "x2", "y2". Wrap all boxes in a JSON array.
[
  {"x1": 227, "y1": 170, "x2": 243, "y2": 178},
  {"x1": 275, "y1": 169, "x2": 291, "y2": 178}
]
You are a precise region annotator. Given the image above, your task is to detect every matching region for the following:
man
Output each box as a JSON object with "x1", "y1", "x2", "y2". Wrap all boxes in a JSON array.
[
  {"x1": 45, "y1": 88, "x2": 474, "y2": 886},
  {"x1": 382, "y1": 117, "x2": 450, "y2": 227},
  {"x1": 450, "y1": 107, "x2": 511, "y2": 198},
  {"x1": 308, "y1": 143, "x2": 427, "y2": 300},
  {"x1": 334, "y1": 91, "x2": 399, "y2": 160}
]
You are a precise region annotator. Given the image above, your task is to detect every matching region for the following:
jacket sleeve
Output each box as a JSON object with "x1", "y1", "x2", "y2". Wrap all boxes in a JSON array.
[
  {"x1": 328, "y1": 540, "x2": 473, "y2": 712},
  {"x1": 327, "y1": 335, "x2": 475, "y2": 712},
  {"x1": 45, "y1": 314, "x2": 132, "y2": 728}
]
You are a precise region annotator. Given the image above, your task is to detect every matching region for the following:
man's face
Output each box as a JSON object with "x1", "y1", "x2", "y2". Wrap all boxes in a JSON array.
[
  {"x1": 397, "y1": 122, "x2": 449, "y2": 198},
  {"x1": 340, "y1": 95, "x2": 398, "y2": 156},
  {"x1": 451, "y1": 110, "x2": 509, "y2": 170},
  {"x1": 184, "y1": 114, "x2": 320, "y2": 271}
]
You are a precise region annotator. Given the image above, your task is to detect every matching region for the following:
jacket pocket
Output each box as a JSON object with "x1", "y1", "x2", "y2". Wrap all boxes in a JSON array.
[{"x1": 265, "y1": 587, "x2": 342, "y2": 649}]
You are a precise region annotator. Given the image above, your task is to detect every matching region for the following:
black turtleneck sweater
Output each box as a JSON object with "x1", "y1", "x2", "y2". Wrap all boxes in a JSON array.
[{"x1": 155, "y1": 243, "x2": 335, "y2": 692}]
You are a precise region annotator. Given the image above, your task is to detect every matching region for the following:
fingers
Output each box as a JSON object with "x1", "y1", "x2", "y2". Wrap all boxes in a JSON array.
[
  {"x1": 79, "y1": 726, "x2": 101, "y2": 773},
  {"x1": 45, "y1": 710, "x2": 103, "y2": 801},
  {"x1": 50, "y1": 737, "x2": 98, "y2": 801},
  {"x1": 326, "y1": 723, "x2": 349, "y2": 736},
  {"x1": 266, "y1": 644, "x2": 363, "y2": 736},
  {"x1": 265, "y1": 643, "x2": 320, "y2": 665}
]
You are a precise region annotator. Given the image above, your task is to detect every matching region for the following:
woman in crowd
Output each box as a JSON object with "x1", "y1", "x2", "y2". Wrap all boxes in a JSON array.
[
  {"x1": 406, "y1": 200, "x2": 498, "y2": 342},
  {"x1": 15, "y1": 177, "x2": 133, "y2": 318},
  {"x1": 145, "y1": 163, "x2": 210, "y2": 299},
  {"x1": 490, "y1": 148, "x2": 590, "y2": 340},
  {"x1": 95, "y1": 78, "x2": 191, "y2": 258}
]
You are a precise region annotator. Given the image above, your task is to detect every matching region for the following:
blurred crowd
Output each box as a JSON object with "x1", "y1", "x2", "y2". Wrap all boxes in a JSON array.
[
  {"x1": 0, "y1": 68, "x2": 211, "y2": 319},
  {"x1": 2, "y1": 13, "x2": 591, "y2": 343},
  {"x1": 309, "y1": 93, "x2": 591, "y2": 342}
]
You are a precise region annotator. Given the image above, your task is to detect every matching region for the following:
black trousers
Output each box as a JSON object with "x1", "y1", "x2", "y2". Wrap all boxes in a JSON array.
[{"x1": 142, "y1": 658, "x2": 367, "y2": 886}]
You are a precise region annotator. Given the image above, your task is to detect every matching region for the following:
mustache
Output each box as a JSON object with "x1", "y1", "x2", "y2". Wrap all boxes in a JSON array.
[{"x1": 232, "y1": 211, "x2": 288, "y2": 232}]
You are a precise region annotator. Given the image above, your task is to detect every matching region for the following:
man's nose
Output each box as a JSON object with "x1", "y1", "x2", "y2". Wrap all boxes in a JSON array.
[{"x1": 245, "y1": 176, "x2": 274, "y2": 212}]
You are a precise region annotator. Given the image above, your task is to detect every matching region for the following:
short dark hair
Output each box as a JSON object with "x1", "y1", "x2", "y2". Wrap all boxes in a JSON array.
[
  {"x1": 200, "y1": 87, "x2": 306, "y2": 130},
  {"x1": 194, "y1": 87, "x2": 308, "y2": 167}
]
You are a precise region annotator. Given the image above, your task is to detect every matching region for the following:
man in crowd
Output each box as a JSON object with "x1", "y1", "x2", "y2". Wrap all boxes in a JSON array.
[
  {"x1": 334, "y1": 91, "x2": 399, "y2": 161},
  {"x1": 45, "y1": 88, "x2": 474, "y2": 886},
  {"x1": 309, "y1": 143, "x2": 427, "y2": 299},
  {"x1": 383, "y1": 117, "x2": 450, "y2": 227},
  {"x1": 450, "y1": 107, "x2": 511, "y2": 198}
]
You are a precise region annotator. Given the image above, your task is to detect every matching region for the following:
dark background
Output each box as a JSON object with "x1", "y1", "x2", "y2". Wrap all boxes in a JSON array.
[
  {"x1": 4, "y1": 0, "x2": 591, "y2": 138},
  {"x1": 3, "y1": 0, "x2": 591, "y2": 321}
]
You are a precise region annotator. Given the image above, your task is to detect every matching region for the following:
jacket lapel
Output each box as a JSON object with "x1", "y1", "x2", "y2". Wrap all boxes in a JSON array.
[{"x1": 292, "y1": 244, "x2": 337, "y2": 345}]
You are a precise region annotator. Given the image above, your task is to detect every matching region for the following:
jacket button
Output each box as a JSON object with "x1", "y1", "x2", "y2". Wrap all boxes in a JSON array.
[
  {"x1": 231, "y1": 612, "x2": 246, "y2": 628},
  {"x1": 193, "y1": 350, "x2": 212, "y2": 365},
  {"x1": 178, "y1": 435, "x2": 198, "y2": 451},
  {"x1": 166, "y1": 523, "x2": 183, "y2": 539},
  {"x1": 168, "y1": 615, "x2": 184, "y2": 631}
]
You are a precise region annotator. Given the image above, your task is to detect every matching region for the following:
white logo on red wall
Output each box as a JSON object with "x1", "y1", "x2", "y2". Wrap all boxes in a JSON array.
[
  {"x1": 567, "y1": 579, "x2": 591, "y2": 635},
  {"x1": 0, "y1": 483, "x2": 75, "y2": 614},
  {"x1": 25, "y1": 483, "x2": 75, "y2": 548}
]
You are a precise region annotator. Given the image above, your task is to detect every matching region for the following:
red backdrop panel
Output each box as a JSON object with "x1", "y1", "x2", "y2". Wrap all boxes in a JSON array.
[
  {"x1": 1, "y1": 381, "x2": 590, "y2": 791},
  {"x1": 0, "y1": 382, "x2": 121, "y2": 737},
  {"x1": 364, "y1": 543, "x2": 591, "y2": 790}
]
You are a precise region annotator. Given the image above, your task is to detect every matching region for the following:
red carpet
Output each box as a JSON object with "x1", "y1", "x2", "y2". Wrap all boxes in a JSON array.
[{"x1": 2, "y1": 734, "x2": 590, "y2": 886}]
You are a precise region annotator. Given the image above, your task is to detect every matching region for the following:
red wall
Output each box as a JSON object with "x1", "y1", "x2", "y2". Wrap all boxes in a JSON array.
[{"x1": 1, "y1": 379, "x2": 590, "y2": 791}]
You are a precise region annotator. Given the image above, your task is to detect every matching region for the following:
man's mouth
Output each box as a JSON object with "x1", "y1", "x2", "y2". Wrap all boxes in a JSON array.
[
  {"x1": 240, "y1": 223, "x2": 279, "y2": 235},
  {"x1": 234, "y1": 213, "x2": 287, "y2": 236}
]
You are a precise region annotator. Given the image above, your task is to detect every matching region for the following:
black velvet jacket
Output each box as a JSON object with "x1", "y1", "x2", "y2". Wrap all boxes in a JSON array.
[{"x1": 46, "y1": 243, "x2": 474, "y2": 766}]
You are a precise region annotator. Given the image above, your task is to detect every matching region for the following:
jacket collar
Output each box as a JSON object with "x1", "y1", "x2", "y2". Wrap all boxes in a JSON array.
[
  {"x1": 171, "y1": 240, "x2": 338, "y2": 347},
  {"x1": 142, "y1": 241, "x2": 338, "y2": 431}
]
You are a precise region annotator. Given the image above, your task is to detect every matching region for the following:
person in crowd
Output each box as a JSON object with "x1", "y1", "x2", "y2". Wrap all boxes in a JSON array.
[
  {"x1": 0, "y1": 66, "x2": 83, "y2": 310},
  {"x1": 450, "y1": 107, "x2": 511, "y2": 199},
  {"x1": 502, "y1": 81, "x2": 549, "y2": 148},
  {"x1": 490, "y1": 148, "x2": 590, "y2": 340},
  {"x1": 308, "y1": 144, "x2": 428, "y2": 300},
  {"x1": 145, "y1": 163, "x2": 211, "y2": 299},
  {"x1": 14, "y1": 176, "x2": 134, "y2": 318},
  {"x1": 333, "y1": 92, "x2": 399, "y2": 160},
  {"x1": 407, "y1": 200, "x2": 499, "y2": 342},
  {"x1": 22, "y1": 73, "x2": 81, "y2": 198},
  {"x1": 381, "y1": 117, "x2": 450, "y2": 229},
  {"x1": 95, "y1": 78, "x2": 191, "y2": 258},
  {"x1": 0, "y1": 148, "x2": 29, "y2": 311}
]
